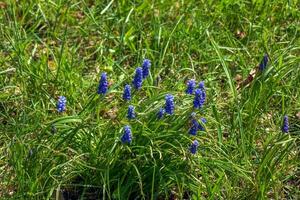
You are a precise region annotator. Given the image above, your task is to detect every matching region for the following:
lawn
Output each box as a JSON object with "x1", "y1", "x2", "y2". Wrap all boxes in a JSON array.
[{"x1": 0, "y1": 0, "x2": 299, "y2": 199}]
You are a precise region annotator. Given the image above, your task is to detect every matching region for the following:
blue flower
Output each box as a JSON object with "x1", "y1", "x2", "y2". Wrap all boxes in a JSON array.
[
  {"x1": 198, "y1": 117, "x2": 207, "y2": 131},
  {"x1": 121, "y1": 125, "x2": 132, "y2": 144},
  {"x1": 165, "y1": 94, "x2": 174, "y2": 115},
  {"x1": 259, "y1": 54, "x2": 269, "y2": 71},
  {"x1": 189, "y1": 140, "x2": 199, "y2": 154},
  {"x1": 189, "y1": 119, "x2": 199, "y2": 135},
  {"x1": 193, "y1": 89, "x2": 205, "y2": 108},
  {"x1": 127, "y1": 105, "x2": 135, "y2": 119},
  {"x1": 123, "y1": 84, "x2": 131, "y2": 101},
  {"x1": 158, "y1": 108, "x2": 165, "y2": 119},
  {"x1": 186, "y1": 79, "x2": 196, "y2": 94},
  {"x1": 132, "y1": 67, "x2": 143, "y2": 89},
  {"x1": 142, "y1": 59, "x2": 151, "y2": 79},
  {"x1": 199, "y1": 81, "x2": 205, "y2": 89},
  {"x1": 282, "y1": 115, "x2": 289, "y2": 133},
  {"x1": 97, "y1": 73, "x2": 108, "y2": 95},
  {"x1": 57, "y1": 96, "x2": 66, "y2": 112}
]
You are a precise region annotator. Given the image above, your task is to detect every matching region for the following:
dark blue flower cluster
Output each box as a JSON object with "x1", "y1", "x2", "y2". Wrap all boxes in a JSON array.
[
  {"x1": 57, "y1": 96, "x2": 67, "y2": 112},
  {"x1": 97, "y1": 73, "x2": 108, "y2": 95},
  {"x1": 186, "y1": 79, "x2": 196, "y2": 94},
  {"x1": 189, "y1": 140, "x2": 199, "y2": 154},
  {"x1": 282, "y1": 115, "x2": 289, "y2": 133},
  {"x1": 189, "y1": 119, "x2": 199, "y2": 135},
  {"x1": 142, "y1": 59, "x2": 151, "y2": 79},
  {"x1": 123, "y1": 84, "x2": 131, "y2": 101},
  {"x1": 120, "y1": 59, "x2": 151, "y2": 144},
  {"x1": 259, "y1": 54, "x2": 269, "y2": 71},
  {"x1": 121, "y1": 125, "x2": 132, "y2": 143},
  {"x1": 187, "y1": 80, "x2": 207, "y2": 154},
  {"x1": 127, "y1": 105, "x2": 135, "y2": 119},
  {"x1": 157, "y1": 108, "x2": 165, "y2": 119},
  {"x1": 193, "y1": 84, "x2": 206, "y2": 109},
  {"x1": 165, "y1": 94, "x2": 175, "y2": 115},
  {"x1": 189, "y1": 115, "x2": 207, "y2": 135},
  {"x1": 133, "y1": 67, "x2": 143, "y2": 90}
]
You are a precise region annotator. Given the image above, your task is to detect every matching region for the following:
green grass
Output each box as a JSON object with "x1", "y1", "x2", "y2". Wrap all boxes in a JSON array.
[{"x1": 1, "y1": 0, "x2": 299, "y2": 199}]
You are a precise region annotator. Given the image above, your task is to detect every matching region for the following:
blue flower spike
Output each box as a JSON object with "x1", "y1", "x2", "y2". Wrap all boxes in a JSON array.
[
  {"x1": 142, "y1": 59, "x2": 151, "y2": 79},
  {"x1": 282, "y1": 115, "x2": 289, "y2": 133},
  {"x1": 133, "y1": 67, "x2": 143, "y2": 89},
  {"x1": 165, "y1": 94, "x2": 175, "y2": 115},
  {"x1": 57, "y1": 96, "x2": 67, "y2": 113},
  {"x1": 97, "y1": 72, "x2": 108, "y2": 95},
  {"x1": 127, "y1": 105, "x2": 136, "y2": 119},
  {"x1": 198, "y1": 117, "x2": 207, "y2": 131},
  {"x1": 189, "y1": 119, "x2": 199, "y2": 135},
  {"x1": 123, "y1": 84, "x2": 131, "y2": 101},
  {"x1": 189, "y1": 140, "x2": 199, "y2": 154},
  {"x1": 121, "y1": 125, "x2": 132, "y2": 144},
  {"x1": 259, "y1": 54, "x2": 269, "y2": 71},
  {"x1": 193, "y1": 89, "x2": 205, "y2": 109},
  {"x1": 186, "y1": 79, "x2": 196, "y2": 94},
  {"x1": 158, "y1": 108, "x2": 165, "y2": 119},
  {"x1": 199, "y1": 81, "x2": 205, "y2": 89}
]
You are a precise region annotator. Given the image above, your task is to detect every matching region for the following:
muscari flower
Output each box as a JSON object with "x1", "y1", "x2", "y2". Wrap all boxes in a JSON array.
[
  {"x1": 282, "y1": 115, "x2": 289, "y2": 133},
  {"x1": 199, "y1": 81, "x2": 206, "y2": 103},
  {"x1": 127, "y1": 105, "x2": 135, "y2": 119},
  {"x1": 198, "y1": 117, "x2": 207, "y2": 131},
  {"x1": 199, "y1": 81, "x2": 205, "y2": 89},
  {"x1": 158, "y1": 108, "x2": 165, "y2": 119},
  {"x1": 189, "y1": 117, "x2": 207, "y2": 135},
  {"x1": 123, "y1": 84, "x2": 131, "y2": 101},
  {"x1": 121, "y1": 125, "x2": 132, "y2": 144},
  {"x1": 193, "y1": 89, "x2": 205, "y2": 109},
  {"x1": 57, "y1": 96, "x2": 66, "y2": 112},
  {"x1": 186, "y1": 79, "x2": 196, "y2": 94},
  {"x1": 97, "y1": 72, "x2": 108, "y2": 95},
  {"x1": 165, "y1": 94, "x2": 174, "y2": 115},
  {"x1": 259, "y1": 54, "x2": 269, "y2": 71},
  {"x1": 132, "y1": 67, "x2": 143, "y2": 89},
  {"x1": 189, "y1": 140, "x2": 199, "y2": 154},
  {"x1": 189, "y1": 119, "x2": 199, "y2": 135},
  {"x1": 142, "y1": 59, "x2": 151, "y2": 79}
]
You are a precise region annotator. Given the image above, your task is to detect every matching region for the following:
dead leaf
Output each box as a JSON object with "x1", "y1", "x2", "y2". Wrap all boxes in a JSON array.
[{"x1": 0, "y1": 2, "x2": 7, "y2": 9}]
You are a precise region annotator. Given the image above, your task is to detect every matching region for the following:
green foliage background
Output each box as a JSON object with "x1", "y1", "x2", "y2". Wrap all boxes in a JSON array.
[{"x1": 0, "y1": 0, "x2": 299, "y2": 199}]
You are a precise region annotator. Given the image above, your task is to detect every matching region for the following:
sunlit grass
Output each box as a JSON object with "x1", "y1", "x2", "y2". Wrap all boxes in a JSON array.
[{"x1": 0, "y1": 0, "x2": 299, "y2": 199}]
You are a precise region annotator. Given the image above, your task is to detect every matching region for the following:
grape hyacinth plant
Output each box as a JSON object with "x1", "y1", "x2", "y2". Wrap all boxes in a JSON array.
[
  {"x1": 142, "y1": 59, "x2": 151, "y2": 79},
  {"x1": 189, "y1": 119, "x2": 199, "y2": 135},
  {"x1": 157, "y1": 108, "x2": 165, "y2": 119},
  {"x1": 127, "y1": 105, "x2": 135, "y2": 119},
  {"x1": 193, "y1": 89, "x2": 205, "y2": 109},
  {"x1": 189, "y1": 117, "x2": 206, "y2": 135},
  {"x1": 189, "y1": 140, "x2": 199, "y2": 154},
  {"x1": 165, "y1": 94, "x2": 175, "y2": 115},
  {"x1": 57, "y1": 96, "x2": 67, "y2": 113},
  {"x1": 121, "y1": 125, "x2": 132, "y2": 144},
  {"x1": 259, "y1": 54, "x2": 269, "y2": 71},
  {"x1": 199, "y1": 81, "x2": 205, "y2": 89},
  {"x1": 123, "y1": 84, "x2": 131, "y2": 101},
  {"x1": 97, "y1": 72, "x2": 108, "y2": 95},
  {"x1": 282, "y1": 115, "x2": 289, "y2": 133},
  {"x1": 132, "y1": 67, "x2": 143, "y2": 89},
  {"x1": 186, "y1": 79, "x2": 196, "y2": 94},
  {"x1": 198, "y1": 117, "x2": 207, "y2": 131}
]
